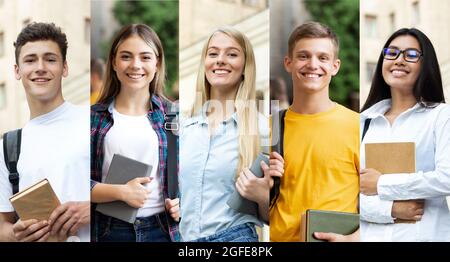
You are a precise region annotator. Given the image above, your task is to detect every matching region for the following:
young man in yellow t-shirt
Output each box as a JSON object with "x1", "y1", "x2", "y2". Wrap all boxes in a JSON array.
[{"x1": 269, "y1": 22, "x2": 360, "y2": 242}]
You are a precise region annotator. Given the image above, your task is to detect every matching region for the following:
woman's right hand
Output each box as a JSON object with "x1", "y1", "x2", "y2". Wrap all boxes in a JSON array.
[
  {"x1": 119, "y1": 177, "x2": 152, "y2": 208},
  {"x1": 391, "y1": 199, "x2": 425, "y2": 221}
]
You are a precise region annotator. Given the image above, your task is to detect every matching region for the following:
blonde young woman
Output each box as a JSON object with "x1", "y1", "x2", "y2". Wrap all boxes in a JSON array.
[
  {"x1": 90, "y1": 24, "x2": 179, "y2": 242},
  {"x1": 179, "y1": 27, "x2": 281, "y2": 242}
]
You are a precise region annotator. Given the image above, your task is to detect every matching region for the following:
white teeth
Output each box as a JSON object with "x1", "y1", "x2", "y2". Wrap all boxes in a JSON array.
[
  {"x1": 392, "y1": 70, "x2": 408, "y2": 77},
  {"x1": 127, "y1": 74, "x2": 144, "y2": 79},
  {"x1": 304, "y1": 73, "x2": 320, "y2": 78},
  {"x1": 214, "y1": 70, "x2": 230, "y2": 74},
  {"x1": 33, "y1": 79, "x2": 49, "y2": 82}
]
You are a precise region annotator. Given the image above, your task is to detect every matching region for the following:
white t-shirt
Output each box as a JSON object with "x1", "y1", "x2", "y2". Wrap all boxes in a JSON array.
[
  {"x1": 0, "y1": 102, "x2": 90, "y2": 242},
  {"x1": 101, "y1": 107, "x2": 164, "y2": 218},
  {"x1": 360, "y1": 99, "x2": 450, "y2": 242}
]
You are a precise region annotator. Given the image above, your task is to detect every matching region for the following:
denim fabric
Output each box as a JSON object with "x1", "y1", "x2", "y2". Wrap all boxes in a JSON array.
[
  {"x1": 96, "y1": 212, "x2": 171, "y2": 242},
  {"x1": 190, "y1": 223, "x2": 258, "y2": 242}
]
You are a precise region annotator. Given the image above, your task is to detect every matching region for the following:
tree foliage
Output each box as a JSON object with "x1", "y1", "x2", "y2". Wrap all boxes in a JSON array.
[
  {"x1": 113, "y1": 0, "x2": 179, "y2": 97},
  {"x1": 305, "y1": 0, "x2": 359, "y2": 107}
]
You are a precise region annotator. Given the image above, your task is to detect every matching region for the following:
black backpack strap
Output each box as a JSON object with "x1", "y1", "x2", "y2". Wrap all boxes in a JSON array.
[
  {"x1": 2, "y1": 129, "x2": 22, "y2": 195},
  {"x1": 163, "y1": 100, "x2": 179, "y2": 200},
  {"x1": 270, "y1": 109, "x2": 286, "y2": 208},
  {"x1": 362, "y1": 118, "x2": 372, "y2": 142}
]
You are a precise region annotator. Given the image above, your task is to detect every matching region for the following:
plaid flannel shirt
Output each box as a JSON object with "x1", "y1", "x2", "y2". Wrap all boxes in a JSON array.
[{"x1": 90, "y1": 95, "x2": 180, "y2": 242}]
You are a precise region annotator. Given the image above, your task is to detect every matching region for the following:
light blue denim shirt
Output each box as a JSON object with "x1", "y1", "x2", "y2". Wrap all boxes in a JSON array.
[{"x1": 179, "y1": 111, "x2": 268, "y2": 241}]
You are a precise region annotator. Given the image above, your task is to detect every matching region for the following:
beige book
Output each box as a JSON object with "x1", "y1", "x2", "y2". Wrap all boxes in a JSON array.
[
  {"x1": 365, "y1": 142, "x2": 415, "y2": 174},
  {"x1": 9, "y1": 179, "x2": 60, "y2": 221},
  {"x1": 365, "y1": 142, "x2": 416, "y2": 223}
]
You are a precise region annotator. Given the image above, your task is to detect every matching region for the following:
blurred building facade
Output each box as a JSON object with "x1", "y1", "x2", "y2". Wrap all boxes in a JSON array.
[
  {"x1": 179, "y1": 0, "x2": 269, "y2": 116},
  {"x1": 0, "y1": 0, "x2": 90, "y2": 135},
  {"x1": 91, "y1": 0, "x2": 119, "y2": 60},
  {"x1": 361, "y1": 0, "x2": 450, "y2": 106},
  {"x1": 269, "y1": 0, "x2": 309, "y2": 105}
]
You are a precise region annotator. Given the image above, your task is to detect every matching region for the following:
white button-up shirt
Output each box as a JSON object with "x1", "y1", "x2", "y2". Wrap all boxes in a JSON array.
[{"x1": 360, "y1": 99, "x2": 450, "y2": 242}]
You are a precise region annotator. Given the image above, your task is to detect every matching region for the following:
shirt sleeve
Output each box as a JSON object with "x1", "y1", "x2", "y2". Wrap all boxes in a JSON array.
[
  {"x1": 360, "y1": 194, "x2": 395, "y2": 223},
  {"x1": 0, "y1": 139, "x2": 15, "y2": 212},
  {"x1": 377, "y1": 107, "x2": 450, "y2": 200},
  {"x1": 90, "y1": 179, "x2": 98, "y2": 191}
]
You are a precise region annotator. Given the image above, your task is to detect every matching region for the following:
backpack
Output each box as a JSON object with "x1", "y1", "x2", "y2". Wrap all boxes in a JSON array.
[
  {"x1": 162, "y1": 100, "x2": 179, "y2": 199},
  {"x1": 269, "y1": 110, "x2": 286, "y2": 208},
  {"x1": 2, "y1": 129, "x2": 22, "y2": 195}
]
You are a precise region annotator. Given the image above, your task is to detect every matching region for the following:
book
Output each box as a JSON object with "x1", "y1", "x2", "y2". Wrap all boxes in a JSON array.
[
  {"x1": 365, "y1": 142, "x2": 415, "y2": 174},
  {"x1": 10, "y1": 179, "x2": 62, "y2": 242},
  {"x1": 300, "y1": 209, "x2": 359, "y2": 242},
  {"x1": 95, "y1": 154, "x2": 153, "y2": 223},
  {"x1": 365, "y1": 142, "x2": 416, "y2": 223},
  {"x1": 9, "y1": 178, "x2": 60, "y2": 221},
  {"x1": 227, "y1": 152, "x2": 269, "y2": 217}
]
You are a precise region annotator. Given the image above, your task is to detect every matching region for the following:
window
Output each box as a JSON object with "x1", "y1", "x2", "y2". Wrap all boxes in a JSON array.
[
  {"x1": 364, "y1": 15, "x2": 377, "y2": 38},
  {"x1": 389, "y1": 12, "x2": 396, "y2": 33},
  {"x1": 0, "y1": 83, "x2": 6, "y2": 110},
  {"x1": 412, "y1": 1, "x2": 420, "y2": 26},
  {"x1": 366, "y1": 62, "x2": 377, "y2": 83},
  {"x1": 0, "y1": 32, "x2": 4, "y2": 57},
  {"x1": 84, "y1": 18, "x2": 91, "y2": 44}
]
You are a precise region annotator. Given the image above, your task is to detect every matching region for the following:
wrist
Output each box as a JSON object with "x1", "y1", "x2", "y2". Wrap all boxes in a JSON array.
[{"x1": 115, "y1": 184, "x2": 126, "y2": 202}]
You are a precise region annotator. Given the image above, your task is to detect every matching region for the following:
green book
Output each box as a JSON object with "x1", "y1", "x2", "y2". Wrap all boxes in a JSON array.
[{"x1": 300, "y1": 209, "x2": 359, "y2": 242}]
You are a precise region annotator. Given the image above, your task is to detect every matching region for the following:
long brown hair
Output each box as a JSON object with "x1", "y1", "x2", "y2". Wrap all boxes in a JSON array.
[{"x1": 97, "y1": 24, "x2": 166, "y2": 104}]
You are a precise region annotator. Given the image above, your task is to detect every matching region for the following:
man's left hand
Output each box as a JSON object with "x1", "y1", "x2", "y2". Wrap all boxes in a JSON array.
[{"x1": 48, "y1": 201, "x2": 90, "y2": 240}]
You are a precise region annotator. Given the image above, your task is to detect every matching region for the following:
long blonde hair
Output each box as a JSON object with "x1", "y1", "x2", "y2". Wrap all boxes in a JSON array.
[
  {"x1": 97, "y1": 24, "x2": 166, "y2": 105},
  {"x1": 190, "y1": 27, "x2": 259, "y2": 175}
]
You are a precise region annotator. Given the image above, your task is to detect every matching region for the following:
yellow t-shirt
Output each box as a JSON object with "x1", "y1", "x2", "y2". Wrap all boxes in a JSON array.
[
  {"x1": 90, "y1": 91, "x2": 100, "y2": 105},
  {"x1": 270, "y1": 104, "x2": 360, "y2": 242}
]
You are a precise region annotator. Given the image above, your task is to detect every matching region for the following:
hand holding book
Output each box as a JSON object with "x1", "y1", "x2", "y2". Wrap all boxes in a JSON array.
[
  {"x1": 12, "y1": 219, "x2": 51, "y2": 242},
  {"x1": 48, "y1": 201, "x2": 90, "y2": 241},
  {"x1": 120, "y1": 177, "x2": 152, "y2": 208}
]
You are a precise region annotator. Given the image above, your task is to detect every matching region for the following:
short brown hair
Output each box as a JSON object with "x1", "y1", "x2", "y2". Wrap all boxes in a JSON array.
[
  {"x1": 287, "y1": 21, "x2": 339, "y2": 58},
  {"x1": 14, "y1": 22, "x2": 68, "y2": 63}
]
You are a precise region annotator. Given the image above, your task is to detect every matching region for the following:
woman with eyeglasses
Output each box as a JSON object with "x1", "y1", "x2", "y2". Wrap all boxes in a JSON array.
[{"x1": 359, "y1": 28, "x2": 450, "y2": 241}]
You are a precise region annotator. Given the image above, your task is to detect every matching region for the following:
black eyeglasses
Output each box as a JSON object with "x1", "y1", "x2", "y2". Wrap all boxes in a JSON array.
[{"x1": 382, "y1": 47, "x2": 423, "y2": 63}]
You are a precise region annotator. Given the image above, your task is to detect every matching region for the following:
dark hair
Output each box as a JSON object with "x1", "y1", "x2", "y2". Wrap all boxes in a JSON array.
[
  {"x1": 361, "y1": 28, "x2": 445, "y2": 111},
  {"x1": 288, "y1": 21, "x2": 339, "y2": 58},
  {"x1": 14, "y1": 22, "x2": 68, "y2": 63},
  {"x1": 97, "y1": 24, "x2": 166, "y2": 105}
]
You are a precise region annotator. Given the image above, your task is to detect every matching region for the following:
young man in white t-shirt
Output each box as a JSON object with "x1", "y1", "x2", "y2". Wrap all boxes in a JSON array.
[{"x1": 0, "y1": 22, "x2": 90, "y2": 242}]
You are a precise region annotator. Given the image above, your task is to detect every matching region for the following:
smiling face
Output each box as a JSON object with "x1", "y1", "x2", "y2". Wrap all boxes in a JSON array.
[
  {"x1": 14, "y1": 40, "x2": 67, "y2": 102},
  {"x1": 204, "y1": 32, "x2": 245, "y2": 95},
  {"x1": 284, "y1": 37, "x2": 340, "y2": 95},
  {"x1": 382, "y1": 35, "x2": 422, "y2": 94},
  {"x1": 113, "y1": 35, "x2": 158, "y2": 93}
]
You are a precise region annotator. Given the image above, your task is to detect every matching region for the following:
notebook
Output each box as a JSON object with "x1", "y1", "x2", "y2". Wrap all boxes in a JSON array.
[
  {"x1": 10, "y1": 178, "x2": 60, "y2": 221},
  {"x1": 300, "y1": 209, "x2": 360, "y2": 242},
  {"x1": 95, "y1": 154, "x2": 153, "y2": 223},
  {"x1": 365, "y1": 142, "x2": 416, "y2": 223},
  {"x1": 227, "y1": 152, "x2": 269, "y2": 217},
  {"x1": 365, "y1": 142, "x2": 415, "y2": 174}
]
